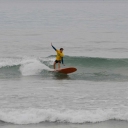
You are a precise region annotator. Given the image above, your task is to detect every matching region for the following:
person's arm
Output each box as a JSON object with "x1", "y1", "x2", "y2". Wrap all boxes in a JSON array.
[{"x1": 51, "y1": 43, "x2": 57, "y2": 51}]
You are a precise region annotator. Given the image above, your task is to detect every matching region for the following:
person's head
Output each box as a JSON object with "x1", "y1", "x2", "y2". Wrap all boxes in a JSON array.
[{"x1": 60, "y1": 48, "x2": 64, "y2": 52}]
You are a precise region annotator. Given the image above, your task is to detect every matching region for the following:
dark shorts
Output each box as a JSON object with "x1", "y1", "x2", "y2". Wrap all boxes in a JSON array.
[{"x1": 55, "y1": 60, "x2": 61, "y2": 63}]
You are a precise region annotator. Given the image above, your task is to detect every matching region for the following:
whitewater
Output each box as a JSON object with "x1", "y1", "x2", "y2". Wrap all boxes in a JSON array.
[
  {"x1": 0, "y1": 56, "x2": 128, "y2": 125},
  {"x1": 0, "y1": 0, "x2": 128, "y2": 128}
]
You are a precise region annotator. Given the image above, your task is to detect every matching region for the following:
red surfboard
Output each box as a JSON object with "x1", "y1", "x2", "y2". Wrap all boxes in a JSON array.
[{"x1": 55, "y1": 67, "x2": 77, "y2": 74}]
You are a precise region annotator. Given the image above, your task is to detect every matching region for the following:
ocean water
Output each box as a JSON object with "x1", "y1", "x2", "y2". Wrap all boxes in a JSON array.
[{"x1": 0, "y1": 0, "x2": 128, "y2": 127}]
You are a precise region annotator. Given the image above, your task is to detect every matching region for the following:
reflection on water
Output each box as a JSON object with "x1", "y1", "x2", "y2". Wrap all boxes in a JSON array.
[
  {"x1": 53, "y1": 72, "x2": 71, "y2": 80},
  {"x1": 40, "y1": 70, "x2": 71, "y2": 80}
]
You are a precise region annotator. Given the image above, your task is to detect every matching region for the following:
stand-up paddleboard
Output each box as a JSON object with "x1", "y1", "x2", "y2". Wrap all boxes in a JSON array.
[{"x1": 54, "y1": 67, "x2": 77, "y2": 74}]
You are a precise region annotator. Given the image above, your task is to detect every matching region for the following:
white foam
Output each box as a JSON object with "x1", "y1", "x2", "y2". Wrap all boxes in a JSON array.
[
  {"x1": 42, "y1": 57, "x2": 55, "y2": 66},
  {"x1": 0, "y1": 57, "x2": 50, "y2": 76},
  {"x1": 0, "y1": 108, "x2": 128, "y2": 124},
  {"x1": 19, "y1": 58, "x2": 50, "y2": 76},
  {"x1": 0, "y1": 57, "x2": 22, "y2": 68}
]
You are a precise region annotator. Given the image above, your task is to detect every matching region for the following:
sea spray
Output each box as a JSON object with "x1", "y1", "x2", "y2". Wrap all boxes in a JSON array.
[{"x1": 19, "y1": 58, "x2": 50, "y2": 76}]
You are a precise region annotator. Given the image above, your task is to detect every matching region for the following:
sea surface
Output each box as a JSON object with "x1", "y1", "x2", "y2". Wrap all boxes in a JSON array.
[{"x1": 0, "y1": 0, "x2": 128, "y2": 127}]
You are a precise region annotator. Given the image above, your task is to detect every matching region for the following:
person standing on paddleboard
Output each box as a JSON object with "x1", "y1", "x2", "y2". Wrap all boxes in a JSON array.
[{"x1": 51, "y1": 43, "x2": 65, "y2": 69}]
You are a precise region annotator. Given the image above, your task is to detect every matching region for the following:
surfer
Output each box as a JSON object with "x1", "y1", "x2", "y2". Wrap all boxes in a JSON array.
[{"x1": 51, "y1": 43, "x2": 65, "y2": 69}]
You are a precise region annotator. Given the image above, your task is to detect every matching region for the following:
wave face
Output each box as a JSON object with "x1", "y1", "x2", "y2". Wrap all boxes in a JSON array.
[
  {"x1": 45, "y1": 56, "x2": 128, "y2": 81},
  {"x1": 0, "y1": 56, "x2": 128, "y2": 81}
]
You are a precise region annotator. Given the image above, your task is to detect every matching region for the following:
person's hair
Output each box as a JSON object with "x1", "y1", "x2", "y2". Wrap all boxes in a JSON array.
[{"x1": 60, "y1": 48, "x2": 64, "y2": 50}]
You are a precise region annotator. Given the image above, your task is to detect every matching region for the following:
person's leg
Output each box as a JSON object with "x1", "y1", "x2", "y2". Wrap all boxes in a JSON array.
[
  {"x1": 53, "y1": 62, "x2": 56, "y2": 69},
  {"x1": 58, "y1": 62, "x2": 60, "y2": 69}
]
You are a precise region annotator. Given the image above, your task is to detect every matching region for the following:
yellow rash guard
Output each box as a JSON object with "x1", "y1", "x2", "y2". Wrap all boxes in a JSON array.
[
  {"x1": 56, "y1": 50, "x2": 64, "y2": 60},
  {"x1": 52, "y1": 44, "x2": 64, "y2": 64}
]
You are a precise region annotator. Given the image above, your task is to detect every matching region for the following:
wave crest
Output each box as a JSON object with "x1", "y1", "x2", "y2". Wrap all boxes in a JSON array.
[
  {"x1": 0, "y1": 57, "x2": 50, "y2": 76},
  {"x1": 0, "y1": 108, "x2": 127, "y2": 124}
]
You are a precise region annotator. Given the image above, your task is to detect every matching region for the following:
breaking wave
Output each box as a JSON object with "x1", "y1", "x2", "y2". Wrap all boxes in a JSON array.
[
  {"x1": 0, "y1": 56, "x2": 128, "y2": 81},
  {"x1": 0, "y1": 108, "x2": 128, "y2": 124}
]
